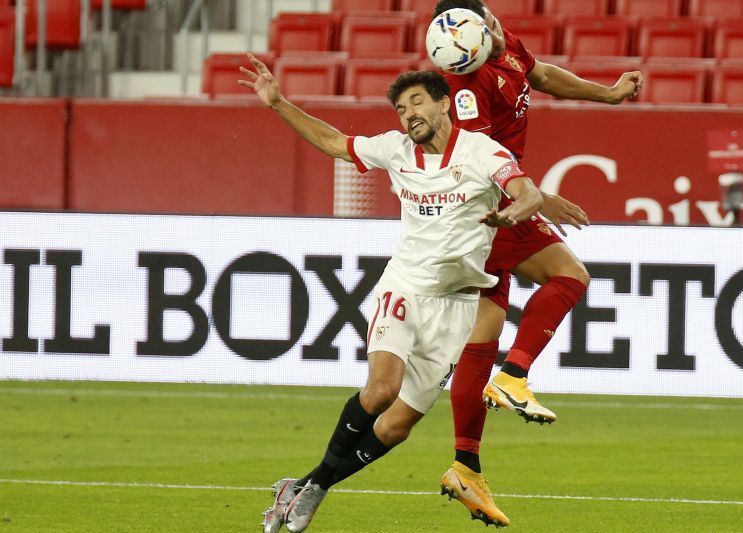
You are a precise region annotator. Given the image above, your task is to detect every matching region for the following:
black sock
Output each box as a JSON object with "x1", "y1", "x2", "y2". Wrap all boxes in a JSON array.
[
  {"x1": 329, "y1": 428, "x2": 391, "y2": 487},
  {"x1": 310, "y1": 392, "x2": 377, "y2": 490},
  {"x1": 501, "y1": 361, "x2": 528, "y2": 379},
  {"x1": 294, "y1": 469, "x2": 316, "y2": 494},
  {"x1": 454, "y1": 449, "x2": 481, "y2": 473}
]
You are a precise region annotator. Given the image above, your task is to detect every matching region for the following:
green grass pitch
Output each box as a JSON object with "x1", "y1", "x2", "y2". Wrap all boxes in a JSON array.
[{"x1": 1, "y1": 380, "x2": 742, "y2": 532}]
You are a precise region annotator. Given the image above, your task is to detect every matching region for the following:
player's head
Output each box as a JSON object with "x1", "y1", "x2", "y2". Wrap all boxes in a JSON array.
[
  {"x1": 387, "y1": 71, "x2": 452, "y2": 145},
  {"x1": 433, "y1": 0, "x2": 506, "y2": 59}
]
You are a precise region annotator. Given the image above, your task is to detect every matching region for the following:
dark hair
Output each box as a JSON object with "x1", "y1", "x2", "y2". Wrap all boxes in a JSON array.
[
  {"x1": 433, "y1": 0, "x2": 486, "y2": 18},
  {"x1": 386, "y1": 70, "x2": 451, "y2": 105}
]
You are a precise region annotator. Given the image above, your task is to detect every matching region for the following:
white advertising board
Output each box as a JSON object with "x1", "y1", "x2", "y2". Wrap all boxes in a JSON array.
[{"x1": 0, "y1": 212, "x2": 741, "y2": 397}]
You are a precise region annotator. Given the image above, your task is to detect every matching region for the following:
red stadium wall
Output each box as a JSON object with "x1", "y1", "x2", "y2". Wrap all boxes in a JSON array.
[
  {"x1": 0, "y1": 99, "x2": 67, "y2": 210},
  {"x1": 523, "y1": 106, "x2": 743, "y2": 226},
  {"x1": 2, "y1": 98, "x2": 742, "y2": 224}
]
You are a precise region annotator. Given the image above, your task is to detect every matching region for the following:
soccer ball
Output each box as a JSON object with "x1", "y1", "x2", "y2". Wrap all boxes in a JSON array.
[{"x1": 425, "y1": 8, "x2": 493, "y2": 75}]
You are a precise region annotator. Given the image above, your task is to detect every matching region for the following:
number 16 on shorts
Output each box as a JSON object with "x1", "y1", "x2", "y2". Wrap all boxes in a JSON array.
[{"x1": 367, "y1": 288, "x2": 415, "y2": 360}]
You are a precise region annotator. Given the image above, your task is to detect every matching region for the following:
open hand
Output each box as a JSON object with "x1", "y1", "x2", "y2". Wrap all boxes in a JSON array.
[
  {"x1": 238, "y1": 53, "x2": 282, "y2": 107},
  {"x1": 540, "y1": 193, "x2": 590, "y2": 236}
]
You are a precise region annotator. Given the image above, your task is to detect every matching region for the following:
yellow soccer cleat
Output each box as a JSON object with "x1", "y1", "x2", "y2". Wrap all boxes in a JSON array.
[
  {"x1": 440, "y1": 462, "x2": 510, "y2": 528},
  {"x1": 482, "y1": 372, "x2": 557, "y2": 424}
]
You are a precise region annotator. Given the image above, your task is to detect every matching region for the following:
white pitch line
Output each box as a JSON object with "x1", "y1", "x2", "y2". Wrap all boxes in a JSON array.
[
  {"x1": 0, "y1": 386, "x2": 742, "y2": 411},
  {"x1": 0, "y1": 479, "x2": 741, "y2": 506}
]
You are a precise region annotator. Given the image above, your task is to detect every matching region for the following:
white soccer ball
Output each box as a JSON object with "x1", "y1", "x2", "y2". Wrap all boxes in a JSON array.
[{"x1": 426, "y1": 8, "x2": 493, "y2": 75}]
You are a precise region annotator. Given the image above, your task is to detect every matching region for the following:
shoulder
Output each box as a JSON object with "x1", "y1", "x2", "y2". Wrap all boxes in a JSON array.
[
  {"x1": 502, "y1": 27, "x2": 536, "y2": 71},
  {"x1": 445, "y1": 64, "x2": 497, "y2": 93},
  {"x1": 462, "y1": 129, "x2": 510, "y2": 154},
  {"x1": 355, "y1": 129, "x2": 406, "y2": 146}
]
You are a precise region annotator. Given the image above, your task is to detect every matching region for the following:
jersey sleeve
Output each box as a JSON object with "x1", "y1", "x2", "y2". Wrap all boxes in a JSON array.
[
  {"x1": 445, "y1": 71, "x2": 494, "y2": 136},
  {"x1": 512, "y1": 32, "x2": 536, "y2": 74},
  {"x1": 482, "y1": 141, "x2": 527, "y2": 191},
  {"x1": 347, "y1": 131, "x2": 402, "y2": 173}
]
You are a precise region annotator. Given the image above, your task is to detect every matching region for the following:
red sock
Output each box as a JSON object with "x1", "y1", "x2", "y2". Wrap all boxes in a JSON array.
[
  {"x1": 506, "y1": 276, "x2": 587, "y2": 372},
  {"x1": 451, "y1": 341, "x2": 499, "y2": 455}
]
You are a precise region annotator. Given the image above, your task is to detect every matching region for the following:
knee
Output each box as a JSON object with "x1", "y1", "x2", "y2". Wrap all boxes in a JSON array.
[
  {"x1": 572, "y1": 262, "x2": 590, "y2": 288},
  {"x1": 374, "y1": 418, "x2": 412, "y2": 447},
  {"x1": 558, "y1": 258, "x2": 590, "y2": 289},
  {"x1": 360, "y1": 381, "x2": 400, "y2": 414}
]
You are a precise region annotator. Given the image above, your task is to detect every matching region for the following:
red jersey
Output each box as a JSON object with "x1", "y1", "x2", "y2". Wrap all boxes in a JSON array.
[{"x1": 445, "y1": 29, "x2": 535, "y2": 162}]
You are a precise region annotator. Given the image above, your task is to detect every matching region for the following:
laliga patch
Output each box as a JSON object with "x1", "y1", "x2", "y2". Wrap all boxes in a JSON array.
[{"x1": 455, "y1": 89, "x2": 479, "y2": 120}]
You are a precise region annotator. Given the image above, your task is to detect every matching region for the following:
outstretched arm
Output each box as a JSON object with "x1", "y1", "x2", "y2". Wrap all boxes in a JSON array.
[
  {"x1": 527, "y1": 60, "x2": 643, "y2": 105},
  {"x1": 539, "y1": 192, "x2": 590, "y2": 236},
  {"x1": 480, "y1": 177, "x2": 543, "y2": 228},
  {"x1": 238, "y1": 53, "x2": 352, "y2": 162}
]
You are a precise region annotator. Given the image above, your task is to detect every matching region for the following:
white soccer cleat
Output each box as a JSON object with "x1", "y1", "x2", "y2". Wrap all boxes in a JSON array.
[
  {"x1": 284, "y1": 482, "x2": 327, "y2": 533},
  {"x1": 261, "y1": 478, "x2": 298, "y2": 533}
]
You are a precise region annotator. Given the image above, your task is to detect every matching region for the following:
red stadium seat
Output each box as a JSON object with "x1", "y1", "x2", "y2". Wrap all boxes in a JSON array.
[
  {"x1": 340, "y1": 15, "x2": 411, "y2": 58},
  {"x1": 490, "y1": 0, "x2": 539, "y2": 17},
  {"x1": 568, "y1": 57, "x2": 643, "y2": 89},
  {"x1": 269, "y1": 13, "x2": 334, "y2": 55},
  {"x1": 399, "y1": 0, "x2": 439, "y2": 20},
  {"x1": 712, "y1": 60, "x2": 743, "y2": 104},
  {"x1": 614, "y1": 0, "x2": 683, "y2": 18},
  {"x1": 688, "y1": 0, "x2": 743, "y2": 20},
  {"x1": 202, "y1": 52, "x2": 275, "y2": 98},
  {"x1": 343, "y1": 58, "x2": 415, "y2": 98},
  {"x1": 713, "y1": 21, "x2": 743, "y2": 59},
  {"x1": 499, "y1": 15, "x2": 563, "y2": 55},
  {"x1": 637, "y1": 18, "x2": 708, "y2": 58},
  {"x1": 542, "y1": 0, "x2": 610, "y2": 16},
  {"x1": 418, "y1": 57, "x2": 436, "y2": 71},
  {"x1": 26, "y1": 0, "x2": 81, "y2": 48},
  {"x1": 563, "y1": 16, "x2": 633, "y2": 57},
  {"x1": 639, "y1": 60, "x2": 711, "y2": 103},
  {"x1": 273, "y1": 57, "x2": 339, "y2": 97},
  {"x1": 332, "y1": 0, "x2": 394, "y2": 12},
  {"x1": 0, "y1": 6, "x2": 13, "y2": 87},
  {"x1": 91, "y1": 0, "x2": 147, "y2": 8}
]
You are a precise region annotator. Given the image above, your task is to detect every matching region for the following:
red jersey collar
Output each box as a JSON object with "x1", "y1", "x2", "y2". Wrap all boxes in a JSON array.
[{"x1": 413, "y1": 126, "x2": 461, "y2": 170}]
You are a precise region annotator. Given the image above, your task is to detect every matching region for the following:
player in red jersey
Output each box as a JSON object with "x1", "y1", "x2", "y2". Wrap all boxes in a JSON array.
[{"x1": 433, "y1": 0, "x2": 644, "y2": 526}]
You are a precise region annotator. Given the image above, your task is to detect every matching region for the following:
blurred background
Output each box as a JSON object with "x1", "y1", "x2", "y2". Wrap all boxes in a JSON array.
[{"x1": 0, "y1": 0, "x2": 742, "y2": 222}]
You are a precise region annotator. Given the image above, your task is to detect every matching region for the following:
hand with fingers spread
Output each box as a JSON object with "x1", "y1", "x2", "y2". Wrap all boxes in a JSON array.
[
  {"x1": 539, "y1": 192, "x2": 590, "y2": 237},
  {"x1": 238, "y1": 53, "x2": 282, "y2": 107},
  {"x1": 479, "y1": 208, "x2": 518, "y2": 228}
]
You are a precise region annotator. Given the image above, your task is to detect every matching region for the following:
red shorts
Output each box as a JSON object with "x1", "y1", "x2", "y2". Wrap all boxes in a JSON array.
[{"x1": 481, "y1": 213, "x2": 563, "y2": 310}]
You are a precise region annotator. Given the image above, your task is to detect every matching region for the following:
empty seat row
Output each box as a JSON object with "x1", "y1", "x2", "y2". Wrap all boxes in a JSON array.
[
  {"x1": 330, "y1": 0, "x2": 743, "y2": 20},
  {"x1": 11, "y1": 0, "x2": 145, "y2": 50},
  {"x1": 534, "y1": 58, "x2": 743, "y2": 105},
  {"x1": 270, "y1": 11, "x2": 743, "y2": 61},
  {"x1": 511, "y1": 0, "x2": 743, "y2": 19},
  {"x1": 499, "y1": 16, "x2": 743, "y2": 59},
  {"x1": 202, "y1": 52, "x2": 743, "y2": 106},
  {"x1": 203, "y1": 52, "x2": 414, "y2": 100}
]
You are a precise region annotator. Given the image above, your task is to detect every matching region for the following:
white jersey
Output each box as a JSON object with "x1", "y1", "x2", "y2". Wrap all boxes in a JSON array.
[{"x1": 348, "y1": 127, "x2": 526, "y2": 296}]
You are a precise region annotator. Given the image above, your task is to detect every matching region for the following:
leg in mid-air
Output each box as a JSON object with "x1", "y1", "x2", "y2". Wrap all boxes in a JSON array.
[
  {"x1": 443, "y1": 237, "x2": 588, "y2": 525},
  {"x1": 441, "y1": 293, "x2": 510, "y2": 527},
  {"x1": 483, "y1": 242, "x2": 589, "y2": 423}
]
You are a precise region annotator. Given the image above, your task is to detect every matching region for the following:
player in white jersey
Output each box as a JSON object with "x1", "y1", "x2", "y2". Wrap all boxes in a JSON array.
[{"x1": 238, "y1": 55, "x2": 542, "y2": 532}]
